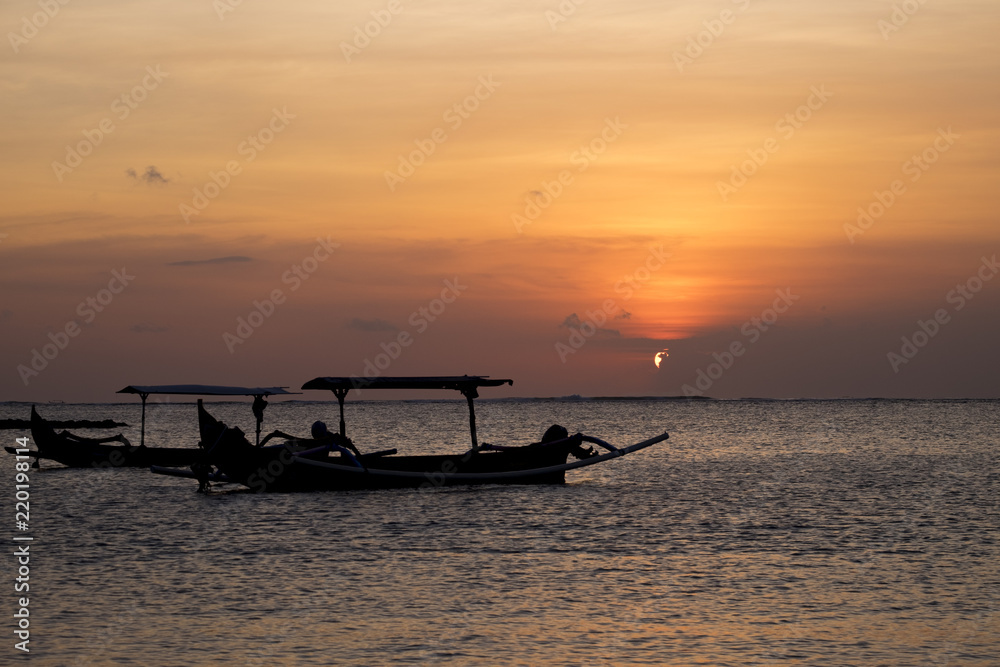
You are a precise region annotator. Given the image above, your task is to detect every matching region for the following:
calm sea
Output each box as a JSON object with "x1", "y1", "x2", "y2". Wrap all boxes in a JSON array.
[{"x1": 1, "y1": 399, "x2": 998, "y2": 666}]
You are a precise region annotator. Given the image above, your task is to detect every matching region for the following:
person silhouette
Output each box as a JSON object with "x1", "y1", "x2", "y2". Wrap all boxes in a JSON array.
[{"x1": 311, "y1": 420, "x2": 361, "y2": 457}]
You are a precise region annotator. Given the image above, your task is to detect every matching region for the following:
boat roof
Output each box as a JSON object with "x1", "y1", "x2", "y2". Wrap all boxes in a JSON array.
[
  {"x1": 301, "y1": 376, "x2": 513, "y2": 392},
  {"x1": 117, "y1": 384, "x2": 297, "y2": 396}
]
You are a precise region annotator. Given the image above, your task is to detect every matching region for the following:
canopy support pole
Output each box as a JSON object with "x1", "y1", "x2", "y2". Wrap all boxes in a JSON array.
[
  {"x1": 334, "y1": 388, "x2": 349, "y2": 437},
  {"x1": 462, "y1": 387, "x2": 480, "y2": 451},
  {"x1": 252, "y1": 394, "x2": 268, "y2": 446},
  {"x1": 139, "y1": 392, "x2": 149, "y2": 447}
]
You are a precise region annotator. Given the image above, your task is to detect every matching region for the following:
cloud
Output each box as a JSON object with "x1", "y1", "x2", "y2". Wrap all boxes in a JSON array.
[
  {"x1": 131, "y1": 323, "x2": 169, "y2": 333},
  {"x1": 559, "y1": 313, "x2": 620, "y2": 337},
  {"x1": 126, "y1": 165, "x2": 170, "y2": 185},
  {"x1": 167, "y1": 256, "x2": 252, "y2": 266},
  {"x1": 346, "y1": 317, "x2": 398, "y2": 332},
  {"x1": 560, "y1": 313, "x2": 583, "y2": 329},
  {"x1": 617, "y1": 311, "x2": 631, "y2": 319}
]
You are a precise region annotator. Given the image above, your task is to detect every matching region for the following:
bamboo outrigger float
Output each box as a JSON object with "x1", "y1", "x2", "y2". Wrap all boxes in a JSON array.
[{"x1": 176, "y1": 375, "x2": 669, "y2": 493}]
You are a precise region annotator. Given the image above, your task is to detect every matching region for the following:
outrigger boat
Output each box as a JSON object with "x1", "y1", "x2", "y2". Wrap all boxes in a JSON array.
[
  {"x1": 6, "y1": 405, "x2": 200, "y2": 469},
  {"x1": 5, "y1": 385, "x2": 295, "y2": 469},
  {"x1": 172, "y1": 376, "x2": 669, "y2": 493}
]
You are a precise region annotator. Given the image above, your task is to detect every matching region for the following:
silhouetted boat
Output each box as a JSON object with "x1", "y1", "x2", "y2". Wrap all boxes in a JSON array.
[
  {"x1": 5, "y1": 385, "x2": 298, "y2": 470},
  {"x1": 173, "y1": 376, "x2": 668, "y2": 492},
  {"x1": 5, "y1": 406, "x2": 201, "y2": 468}
]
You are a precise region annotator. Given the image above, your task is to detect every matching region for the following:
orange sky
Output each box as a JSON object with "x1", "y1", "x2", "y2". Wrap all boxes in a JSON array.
[{"x1": 2, "y1": 0, "x2": 998, "y2": 400}]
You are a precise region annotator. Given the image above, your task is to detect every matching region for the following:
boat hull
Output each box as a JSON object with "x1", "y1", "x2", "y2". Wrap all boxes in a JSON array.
[{"x1": 197, "y1": 401, "x2": 578, "y2": 492}]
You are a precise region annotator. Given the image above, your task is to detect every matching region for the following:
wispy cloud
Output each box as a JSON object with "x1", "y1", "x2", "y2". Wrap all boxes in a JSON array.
[
  {"x1": 167, "y1": 256, "x2": 252, "y2": 266},
  {"x1": 126, "y1": 165, "x2": 170, "y2": 185},
  {"x1": 560, "y1": 313, "x2": 620, "y2": 337},
  {"x1": 346, "y1": 317, "x2": 398, "y2": 332}
]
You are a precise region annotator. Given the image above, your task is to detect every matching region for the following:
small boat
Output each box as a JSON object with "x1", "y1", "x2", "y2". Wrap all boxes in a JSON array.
[
  {"x1": 177, "y1": 376, "x2": 668, "y2": 492},
  {"x1": 7, "y1": 406, "x2": 202, "y2": 469},
  {"x1": 6, "y1": 385, "x2": 297, "y2": 470}
]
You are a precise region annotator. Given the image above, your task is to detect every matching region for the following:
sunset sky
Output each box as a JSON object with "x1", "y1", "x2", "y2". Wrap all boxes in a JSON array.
[{"x1": 2, "y1": 0, "x2": 998, "y2": 401}]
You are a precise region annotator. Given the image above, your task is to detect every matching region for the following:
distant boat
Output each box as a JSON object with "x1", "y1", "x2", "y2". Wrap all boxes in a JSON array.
[{"x1": 162, "y1": 376, "x2": 669, "y2": 492}]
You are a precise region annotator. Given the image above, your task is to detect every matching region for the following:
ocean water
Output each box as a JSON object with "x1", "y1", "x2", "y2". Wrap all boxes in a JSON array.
[{"x1": 1, "y1": 398, "x2": 998, "y2": 666}]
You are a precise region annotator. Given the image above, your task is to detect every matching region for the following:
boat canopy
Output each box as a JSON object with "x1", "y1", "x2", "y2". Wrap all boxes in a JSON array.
[
  {"x1": 117, "y1": 385, "x2": 297, "y2": 446},
  {"x1": 301, "y1": 376, "x2": 513, "y2": 448},
  {"x1": 117, "y1": 384, "x2": 296, "y2": 396},
  {"x1": 301, "y1": 376, "x2": 512, "y2": 393}
]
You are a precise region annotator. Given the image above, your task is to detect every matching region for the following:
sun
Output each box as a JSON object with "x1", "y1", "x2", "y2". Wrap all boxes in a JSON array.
[{"x1": 654, "y1": 350, "x2": 669, "y2": 368}]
